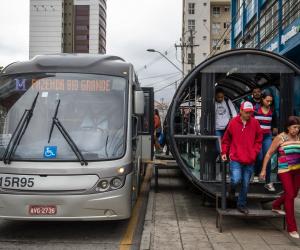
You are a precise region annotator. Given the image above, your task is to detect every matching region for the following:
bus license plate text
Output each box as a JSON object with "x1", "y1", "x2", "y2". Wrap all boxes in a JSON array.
[
  {"x1": 0, "y1": 176, "x2": 35, "y2": 189},
  {"x1": 29, "y1": 205, "x2": 57, "y2": 215}
]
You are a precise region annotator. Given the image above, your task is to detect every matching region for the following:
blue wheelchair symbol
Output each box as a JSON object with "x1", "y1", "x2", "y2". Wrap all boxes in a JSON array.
[{"x1": 44, "y1": 146, "x2": 57, "y2": 159}]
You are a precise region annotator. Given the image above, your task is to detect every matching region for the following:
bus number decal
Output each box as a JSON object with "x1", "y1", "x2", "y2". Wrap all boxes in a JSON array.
[{"x1": 0, "y1": 176, "x2": 35, "y2": 189}]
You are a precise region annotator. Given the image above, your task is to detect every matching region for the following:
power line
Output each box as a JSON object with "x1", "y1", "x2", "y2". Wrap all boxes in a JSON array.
[
  {"x1": 141, "y1": 72, "x2": 182, "y2": 87},
  {"x1": 155, "y1": 78, "x2": 184, "y2": 93},
  {"x1": 136, "y1": 45, "x2": 177, "y2": 73},
  {"x1": 139, "y1": 72, "x2": 180, "y2": 80}
]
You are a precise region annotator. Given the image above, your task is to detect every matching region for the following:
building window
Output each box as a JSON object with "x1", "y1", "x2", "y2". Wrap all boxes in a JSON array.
[
  {"x1": 203, "y1": 2, "x2": 207, "y2": 6},
  {"x1": 224, "y1": 6, "x2": 230, "y2": 12},
  {"x1": 212, "y1": 7, "x2": 220, "y2": 16},
  {"x1": 188, "y1": 19, "x2": 195, "y2": 31},
  {"x1": 203, "y1": 36, "x2": 207, "y2": 40},
  {"x1": 212, "y1": 39, "x2": 220, "y2": 50},
  {"x1": 212, "y1": 23, "x2": 221, "y2": 34},
  {"x1": 223, "y1": 39, "x2": 230, "y2": 45},
  {"x1": 187, "y1": 53, "x2": 195, "y2": 64},
  {"x1": 203, "y1": 19, "x2": 207, "y2": 23},
  {"x1": 224, "y1": 22, "x2": 230, "y2": 29},
  {"x1": 188, "y1": 3, "x2": 195, "y2": 14}
]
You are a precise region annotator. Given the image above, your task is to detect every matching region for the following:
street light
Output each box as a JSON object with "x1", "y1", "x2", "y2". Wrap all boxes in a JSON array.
[{"x1": 146, "y1": 49, "x2": 184, "y2": 74}]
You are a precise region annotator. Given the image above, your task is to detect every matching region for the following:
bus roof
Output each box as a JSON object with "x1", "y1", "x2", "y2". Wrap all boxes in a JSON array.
[{"x1": 1, "y1": 54, "x2": 132, "y2": 78}]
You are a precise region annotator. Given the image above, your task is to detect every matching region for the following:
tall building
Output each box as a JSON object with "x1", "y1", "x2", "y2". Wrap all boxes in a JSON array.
[
  {"x1": 29, "y1": 0, "x2": 106, "y2": 58},
  {"x1": 181, "y1": 0, "x2": 231, "y2": 75},
  {"x1": 231, "y1": 0, "x2": 300, "y2": 65}
]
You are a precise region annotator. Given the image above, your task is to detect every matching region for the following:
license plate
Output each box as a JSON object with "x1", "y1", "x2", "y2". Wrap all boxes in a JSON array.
[{"x1": 29, "y1": 205, "x2": 57, "y2": 215}]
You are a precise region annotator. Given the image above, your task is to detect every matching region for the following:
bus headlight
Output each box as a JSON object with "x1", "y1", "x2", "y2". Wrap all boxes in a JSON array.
[
  {"x1": 98, "y1": 180, "x2": 109, "y2": 190},
  {"x1": 94, "y1": 176, "x2": 126, "y2": 193},
  {"x1": 111, "y1": 177, "x2": 122, "y2": 188},
  {"x1": 118, "y1": 167, "x2": 125, "y2": 174}
]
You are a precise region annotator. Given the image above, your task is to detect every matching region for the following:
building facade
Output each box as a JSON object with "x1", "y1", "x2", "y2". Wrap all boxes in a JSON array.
[
  {"x1": 231, "y1": 0, "x2": 300, "y2": 65},
  {"x1": 182, "y1": 0, "x2": 231, "y2": 75},
  {"x1": 29, "y1": 0, "x2": 106, "y2": 58}
]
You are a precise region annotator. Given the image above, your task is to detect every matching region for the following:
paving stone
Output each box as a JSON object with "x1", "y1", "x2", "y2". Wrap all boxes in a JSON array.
[
  {"x1": 269, "y1": 244, "x2": 300, "y2": 250},
  {"x1": 152, "y1": 236, "x2": 182, "y2": 250},
  {"x1": 179, "y1": 226, "x2": 206, "y2": 235},
  {"x1": 180, "y1": 232, "x2": 209, "y2": 242},
  {"x1": 232, "y1": 231, "x2": 265, "y2": 244},
  {"x1": 211, "y1": 242, "x2": 242, "y2": 250},
  {"x1": 204, "y1": 227, "x2": 237, "y2": 243},
  {"x1": 182, "y1": 241, "x2": 213, "y2": 250},
  {"x1": 260, "y1": 233, "x2": 293, "y2": 245},
  {"x1": 240, "y1": 242, "x2": 272, "y2": 250}
]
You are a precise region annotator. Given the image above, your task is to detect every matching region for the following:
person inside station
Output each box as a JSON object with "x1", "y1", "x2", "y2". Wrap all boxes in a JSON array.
[
  {"x1": 246, "y1": 87, "x2": 262, "y2": 111},
  {"x1": 260, "y1": 116, "x2": 300, "y2": 239},
  {"x1": 154, "y1": 109, "x2": 162, "y2": 153},
  {"x1": 215, "y1": 87, "x2": 237, "y2": 139},
  {"x1": 253, "y1": 90, "x2": 278, "y2": 191},
  {"x1": 221, "y1": 101, "x2": 263, "y2": 214}
]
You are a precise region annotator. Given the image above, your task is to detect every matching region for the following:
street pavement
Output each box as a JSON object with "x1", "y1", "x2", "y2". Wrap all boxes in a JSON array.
[
  {"x1": 0, "y1": 219, "x2": 127, "y2": 249},
  {"x1": 140, "y1": 168, "x2": 300, "y2": 250},
  {"x1": 0, "y1": 168, "x2": 153, "y2": 250}
]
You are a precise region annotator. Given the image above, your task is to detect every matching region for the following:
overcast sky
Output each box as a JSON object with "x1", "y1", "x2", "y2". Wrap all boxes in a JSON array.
[{"x1": 0, "y1": 0, "x2": 182, "y2": 101}]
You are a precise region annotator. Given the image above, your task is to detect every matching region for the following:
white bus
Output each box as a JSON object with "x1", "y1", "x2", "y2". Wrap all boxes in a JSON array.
[{"x1": 0, "y1": 54, "x2": 153, "y2": 220}]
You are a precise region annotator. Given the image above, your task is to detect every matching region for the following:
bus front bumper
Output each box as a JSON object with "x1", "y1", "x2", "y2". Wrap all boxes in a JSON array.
[{"x1": 0, "y1": 174, "x2": 133, "y2": 221}]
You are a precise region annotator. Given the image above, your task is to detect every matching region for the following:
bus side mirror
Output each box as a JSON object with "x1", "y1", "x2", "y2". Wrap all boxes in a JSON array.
[{"x1": 134, "y1": 91, "x2": 144, "y2": 115}]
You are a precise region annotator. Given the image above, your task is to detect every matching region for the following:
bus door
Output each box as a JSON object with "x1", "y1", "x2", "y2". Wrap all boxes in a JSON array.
[{"x1": 140, "y1": 87, "x2": 154, "y2": 171}]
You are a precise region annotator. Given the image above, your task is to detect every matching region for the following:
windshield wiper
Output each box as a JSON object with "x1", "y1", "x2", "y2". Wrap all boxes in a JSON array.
[
  {"x1": 3, "y1": 92, "x2": 39, "y2": 164},
  {"x1": 48, "y1": 100, "x2": 88, "y2": 166}
]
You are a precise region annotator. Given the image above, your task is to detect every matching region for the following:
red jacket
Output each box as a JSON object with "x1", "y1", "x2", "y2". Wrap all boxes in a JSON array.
[{"x1": 221, "y1": 115, "x2": 263, "y2": 165}]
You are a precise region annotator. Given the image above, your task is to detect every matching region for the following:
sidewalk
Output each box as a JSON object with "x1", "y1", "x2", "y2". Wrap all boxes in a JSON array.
[{"x1": 140, "y1": 168, "x2": 300, "y2": 250}]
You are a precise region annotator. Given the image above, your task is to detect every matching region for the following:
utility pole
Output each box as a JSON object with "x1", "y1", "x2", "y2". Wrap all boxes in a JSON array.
[{"x1": 175, "y1": 29, "x2": 199, "y2": 74}]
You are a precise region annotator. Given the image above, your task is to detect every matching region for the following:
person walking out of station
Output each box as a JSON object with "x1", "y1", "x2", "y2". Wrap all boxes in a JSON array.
[
  {"x1": 254, "y1": 91, "x2": 277, "y2": 190},
  {"x1": 260, "y1": 116, "x2": 300, "y2": 239},
  {"x1": 221, "y1": 101, "x2": 263, "y2": 214},
  {"x1": 215, "y1": 87, "x2": 237, "y2": 138},
  {"x1": 247, "y1": 87, "x2": 262, "y2": 111}
]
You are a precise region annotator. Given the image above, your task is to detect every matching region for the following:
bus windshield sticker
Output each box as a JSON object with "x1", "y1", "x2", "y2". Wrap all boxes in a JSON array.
[
  {"x1": 43, "y1": 146, "x2": 57, "y2": 159},
  {"x1": 31, "y1": 79, "x2": 111, "y2": 93},
  {"x1": 0, "y1": 134, "x2": 12, "y2": 147},
  {"x1": 15, "y1": 79, "x2": 27, "y2": 91},
  {"x1": 42, "y1": 92, "x2": 48, "y2": 98}
]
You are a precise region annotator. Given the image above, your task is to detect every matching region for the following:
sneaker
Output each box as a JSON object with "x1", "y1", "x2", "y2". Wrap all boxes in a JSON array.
[
  {"x1": 272, "y1": 209, "x2": 286, "y2": 215},
  {"x1": 253, "y1": 176, "x2": 259, "y2": 183},
  {"x1": 289, "y1": 231, "x2": 300, "y2": 239},
  {"x1": 237, "y1": 206, "x2": 249, "y2": 215},
  {"x1": 265, "y1": 183, "x2": 276, "y2": 192}
]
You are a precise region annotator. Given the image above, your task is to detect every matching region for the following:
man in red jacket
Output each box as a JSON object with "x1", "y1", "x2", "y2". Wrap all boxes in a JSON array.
[{"x1": 221, "y1": 101, "x2": 263, "y2": 214}]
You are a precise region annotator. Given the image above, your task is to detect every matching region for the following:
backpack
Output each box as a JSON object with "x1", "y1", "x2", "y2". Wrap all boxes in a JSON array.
[{"x1": 224, "y1": 98, "x2": 233, "y2": 119}]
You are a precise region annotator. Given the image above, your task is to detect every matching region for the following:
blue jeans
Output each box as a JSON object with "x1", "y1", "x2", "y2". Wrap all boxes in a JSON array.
[
  {"x1": 230, "y1": 161, "x2": 254, "y2": 207},
  {"x1": 255, "y1": 133, "x2": 272, "y2": 183},
  {"x1": 216, "y1": 130, "x2": 225, "y2": 153}
]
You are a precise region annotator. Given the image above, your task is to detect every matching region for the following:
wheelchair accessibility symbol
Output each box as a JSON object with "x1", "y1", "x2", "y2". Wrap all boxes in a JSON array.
[{"x1": 44, "y1": 146, "x2": 57, "y2": 159}]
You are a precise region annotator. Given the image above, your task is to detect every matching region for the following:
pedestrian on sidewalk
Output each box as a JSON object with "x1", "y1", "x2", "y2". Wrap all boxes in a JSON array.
[
  {"x1": 154, "y1": 109, "x2": 162, "y2": 153},
  {"x1": 254, "y1": 91, "x2": 278, "y2": 190},
  {"x1": 260, "y1": 116, "x2": 300, "y2": 239},
  {"x1": 221, "y1": 101, "x2": 263, "y2": 214}
]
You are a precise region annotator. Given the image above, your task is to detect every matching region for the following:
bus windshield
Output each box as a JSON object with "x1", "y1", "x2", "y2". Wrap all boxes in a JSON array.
[{"x1": 0, "y1": 73, "x2": 127, "y2": 162}]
